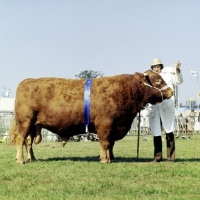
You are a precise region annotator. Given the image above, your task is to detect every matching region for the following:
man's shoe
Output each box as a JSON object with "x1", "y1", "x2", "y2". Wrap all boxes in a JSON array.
[{"x1": 150, "y1": 157, "x2": 162, "y2": 162}]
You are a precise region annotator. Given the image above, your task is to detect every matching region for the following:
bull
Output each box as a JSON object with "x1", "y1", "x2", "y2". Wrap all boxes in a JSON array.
[{"x1": 9, "y1": 70, "x2": 173, "y2": 164}]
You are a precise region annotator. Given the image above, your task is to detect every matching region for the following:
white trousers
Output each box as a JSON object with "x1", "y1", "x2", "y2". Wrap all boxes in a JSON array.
[{"x1": 149, "y1": 99, "x2": 176, "y2": 136}]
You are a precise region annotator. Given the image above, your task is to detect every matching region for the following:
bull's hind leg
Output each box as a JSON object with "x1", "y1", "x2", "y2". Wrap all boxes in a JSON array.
[
  {"x1": 15, "y1": 119, "x2": 34, "y2": 164},
  {"x1": 25, "y1": 134, "x2": 36, "y2": 162},
  {"x1": 107, "y1": 141, "x2": 115, "y2": 163},
  {"x1": 16, "y1": 133, "x2": 25, "y2": 164},
  {"x1": 25, "y1": 125, "x2": 42, "y2": 161}
]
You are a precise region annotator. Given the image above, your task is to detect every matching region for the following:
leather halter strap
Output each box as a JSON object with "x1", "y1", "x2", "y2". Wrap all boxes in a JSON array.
[{"x1": 143, "y1": 82, "x2": 169, "y2": 101}]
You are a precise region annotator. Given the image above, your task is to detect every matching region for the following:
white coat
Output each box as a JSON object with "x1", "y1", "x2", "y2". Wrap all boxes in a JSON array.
[{"x1": 149, "y1": 67, "x2": 183, "y2": 136}]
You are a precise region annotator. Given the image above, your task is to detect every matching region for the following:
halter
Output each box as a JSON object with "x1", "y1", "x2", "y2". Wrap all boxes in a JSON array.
[{"x1": 143, "y1": 82, "x2": 169, "y2": 101}]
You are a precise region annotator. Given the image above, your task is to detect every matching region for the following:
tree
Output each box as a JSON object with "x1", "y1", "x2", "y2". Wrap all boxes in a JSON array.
[{"x1": 75, "y1": 70, "x2": 104, "y2": 79}]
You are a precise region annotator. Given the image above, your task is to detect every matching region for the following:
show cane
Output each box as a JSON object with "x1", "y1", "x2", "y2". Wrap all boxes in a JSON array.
[{"x1": 137, "y1": 109, "x2": 141, "y2": 161}]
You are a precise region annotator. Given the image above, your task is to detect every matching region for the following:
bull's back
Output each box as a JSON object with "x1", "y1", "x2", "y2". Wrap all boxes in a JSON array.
[
  {"x1": 15, "y1": 78, "x2": 86, "y2": 124},
  {"x1": 17, "y1": 77, "x2": 85, "y2": 102},
  {"x1": 15, "y1": 75, "x2": 132, "y2": 130},
  {"x1": 16, "y1": 75, "x2": 129, "y2": 111}
]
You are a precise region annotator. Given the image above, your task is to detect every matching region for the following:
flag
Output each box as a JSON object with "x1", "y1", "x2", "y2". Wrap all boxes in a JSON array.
[
  {"x1": 189, "y1": 97, "x2": 194, "y2": 101},
  {"x1": 191, "y1": 71, "x2": 198, "y2": 76},
  {"x1": 2, "y1": 89, "x2": 10, "y2": 97}
]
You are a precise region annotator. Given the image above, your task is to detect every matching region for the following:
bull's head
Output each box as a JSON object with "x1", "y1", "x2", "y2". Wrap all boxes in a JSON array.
[{"x1": 143, "y1": 70, "x2": 173, "y2": 105}]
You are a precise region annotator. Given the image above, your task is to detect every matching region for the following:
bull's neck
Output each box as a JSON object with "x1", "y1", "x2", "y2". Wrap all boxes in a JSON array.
[{"x1": 130, "y1": 75, "x2": 145, "y2": 109}]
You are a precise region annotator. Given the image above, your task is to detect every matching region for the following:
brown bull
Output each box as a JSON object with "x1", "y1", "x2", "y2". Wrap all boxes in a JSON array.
[{"x1": 9, "y1": 70, "x2": 173, "y2": 164}]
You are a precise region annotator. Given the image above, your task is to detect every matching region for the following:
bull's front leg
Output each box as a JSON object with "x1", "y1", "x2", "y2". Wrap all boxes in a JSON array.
[
  {"x1": 25, "y1": 134, "x2": 36, "y2": 162},
  {"x1": 16, "y1": 134, "x2": 25, "y2": 164},
  {"x1": 99, "y1": 139, "x2": 109, "y2": 163},
  {"x1": 97, "y1": 120, "x2": 114, "y2": 163}
]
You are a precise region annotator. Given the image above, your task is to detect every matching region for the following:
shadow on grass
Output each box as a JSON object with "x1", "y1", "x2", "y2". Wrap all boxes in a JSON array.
[
  {"x1": 129, "y1": 157, "x2": 200, "y2": 163},
  {"x1": 37, "y1": 156, "x2": 99, "y2": 162},
  {"x1": 37, "y1": 156, "x2": 134, "y2": 163},
  {"x1": 36, "y1": 156, "x2": 200, "y2": 163}
]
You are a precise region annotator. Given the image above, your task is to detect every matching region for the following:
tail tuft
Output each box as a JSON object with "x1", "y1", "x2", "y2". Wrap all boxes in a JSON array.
[{"x1": 8, "y1": 117, "x2": 18, "y2": 145}]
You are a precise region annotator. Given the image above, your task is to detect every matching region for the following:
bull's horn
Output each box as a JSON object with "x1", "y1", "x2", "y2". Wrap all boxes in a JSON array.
[{"x1": 143, "y1": 73, "x2": 148, "y2": 76}]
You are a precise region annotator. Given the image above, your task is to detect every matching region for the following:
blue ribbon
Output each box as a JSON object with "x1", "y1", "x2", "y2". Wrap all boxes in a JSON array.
[{"x1": 84, "y1": 79, "x2": 92, "y2": 132}]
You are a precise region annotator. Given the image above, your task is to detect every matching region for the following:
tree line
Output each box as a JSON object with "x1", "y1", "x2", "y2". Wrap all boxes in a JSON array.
[{"x1": 75, "y1": 70, "x2": 103, "y2": 79}]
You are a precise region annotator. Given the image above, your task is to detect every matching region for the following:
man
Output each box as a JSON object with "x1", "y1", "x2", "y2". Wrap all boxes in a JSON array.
[
  {"x1": 149, "y1": 58, "x2": 183, "y2": 162},
  {"x1": 188, "y1": 108, "x2": 196, "y2": 130}
]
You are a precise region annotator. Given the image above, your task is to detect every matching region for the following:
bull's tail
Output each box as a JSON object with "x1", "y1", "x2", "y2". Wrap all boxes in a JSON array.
[{"x1": 8, "y1": 117, "x2": 18, "y2": 145}]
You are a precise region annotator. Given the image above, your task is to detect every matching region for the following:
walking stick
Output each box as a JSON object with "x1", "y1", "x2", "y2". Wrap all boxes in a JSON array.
[{"x1": 137, "y1": 108, "x2": 141, "y2": 161}]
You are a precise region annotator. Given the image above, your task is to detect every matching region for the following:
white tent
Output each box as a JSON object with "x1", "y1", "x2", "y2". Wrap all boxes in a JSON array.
[{"x1": 0, "y1": 98, "x2": 15, "y2": 113}]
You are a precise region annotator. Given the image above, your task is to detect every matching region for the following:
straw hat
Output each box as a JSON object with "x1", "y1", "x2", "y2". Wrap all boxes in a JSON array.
[{"x1": 151, "y1": 58, "x2": 163, "y2": 69}]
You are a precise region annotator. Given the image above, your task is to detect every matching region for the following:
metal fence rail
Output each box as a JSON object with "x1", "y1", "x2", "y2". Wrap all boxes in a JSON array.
[
  {"x1": 0, "y1": 113, "x2": 14, "y2": 135},
  {"x1": 0, "y1": 113, "x2": 99, "y2": 142},
  {"x1": 0, "y1": 113, "x2": 155, "y2": 142}
]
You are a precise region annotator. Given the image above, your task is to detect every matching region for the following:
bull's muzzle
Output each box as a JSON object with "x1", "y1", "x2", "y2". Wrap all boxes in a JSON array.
[{"x1": 164, "y1": 88, "x2": 174, "y2": 99}]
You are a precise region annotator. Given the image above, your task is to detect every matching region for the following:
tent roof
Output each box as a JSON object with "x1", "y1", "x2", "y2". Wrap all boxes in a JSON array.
[{"x1": 0, "y1": 98, "x2": 15, "y2": 113}]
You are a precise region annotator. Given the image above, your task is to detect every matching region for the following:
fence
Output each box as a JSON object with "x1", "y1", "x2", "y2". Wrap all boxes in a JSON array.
[
  {"x1": 0, "y1": 113, "x2": 48, "y2": 141},
  {"x1": 0, "y1": 113, "x2": 98, "y2": 142},
  {"x1": 4, "y1": 112, "x2": 199, "y2": 141},
  {"x1": 0, "y1": 113, "x2": 14, "y2": 135},
  {"x1": 0, "y1": 112, "x2": 150, "y2": 140}
]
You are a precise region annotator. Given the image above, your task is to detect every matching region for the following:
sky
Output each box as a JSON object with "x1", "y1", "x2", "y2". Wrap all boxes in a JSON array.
[{"x1": 1, "y1": 0, "x2": 200, "y2": 105}]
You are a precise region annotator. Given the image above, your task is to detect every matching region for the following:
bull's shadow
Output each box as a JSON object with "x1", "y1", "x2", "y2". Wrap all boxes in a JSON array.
[
  {"x1": 36, "y1": 157, "x2": 200, "y2": 163},
  {"x1": 37, "y1": 156, "x2": 136, "y2": 163}
]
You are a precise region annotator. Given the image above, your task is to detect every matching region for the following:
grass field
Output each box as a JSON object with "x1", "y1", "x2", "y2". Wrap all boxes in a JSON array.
[{"x1": 0, "y1": 133, "x2": 200, "y2": 200}]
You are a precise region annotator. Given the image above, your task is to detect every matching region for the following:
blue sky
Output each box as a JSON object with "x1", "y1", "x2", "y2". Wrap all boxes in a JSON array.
[{"x1": 1, "y1": 0, "x2": 200, "y2": 104}]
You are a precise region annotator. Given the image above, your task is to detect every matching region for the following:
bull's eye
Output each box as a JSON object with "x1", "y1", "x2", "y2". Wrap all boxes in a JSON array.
[
  {"x1": 156, "y1": 80, "x2": 160, "y2": 84},
  {"x1": 156, "y1": 79, "x2": 161, "y2": 85}
]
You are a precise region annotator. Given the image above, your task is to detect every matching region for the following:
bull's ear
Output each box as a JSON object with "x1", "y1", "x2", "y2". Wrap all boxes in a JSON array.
[
  {"x1": 134, "y1": 72, "x2": 143, "y2": 82},
  {"x1": 143, "y1": 71, "x2": 152, "y2": 85},
  {"x1": 143, "y1": 70, "x2": 153, "y2": 77}
]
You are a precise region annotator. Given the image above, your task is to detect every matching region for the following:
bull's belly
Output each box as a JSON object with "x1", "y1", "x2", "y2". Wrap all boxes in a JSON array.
[
  {"x1": 111, "y1": 132, "x2": 128, "y2": 141},
  {"x1": 38, "y1": 120, "x2": 97, "y2": 137},
  {"x1": 36, "y1": 110, "x2": 84, "y2": 129},
  {"x1": 109, "y1": 127, "x2": 130, "y2": 141},
  {"x1": 35, "y1": 111, "x2": 131, "y2": 140}
]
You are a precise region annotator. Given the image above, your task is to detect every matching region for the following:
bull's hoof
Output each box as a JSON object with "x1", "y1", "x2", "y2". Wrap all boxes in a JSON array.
[
  {"x1": 27, "y1": 158, "x2": 36, "y2": 162},
  {"x1": 99, "y1": 159, "x2": 109, "y2": 163},
  {"x1": 108, "y1": 159, "x2": 116, "y2": 163},
  {"x1": 17, "y1": 160, "x2": 25, "y2": 164}
]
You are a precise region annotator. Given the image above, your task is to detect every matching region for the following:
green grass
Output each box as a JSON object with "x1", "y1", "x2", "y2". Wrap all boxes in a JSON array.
[{"x1": 1, "y1": 134, "x2": 200, "y2": 200}]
